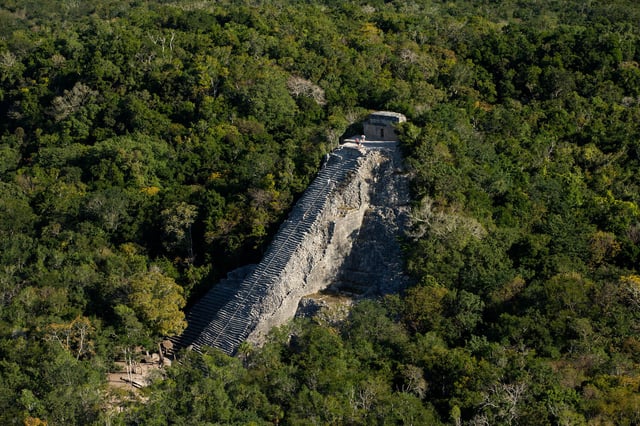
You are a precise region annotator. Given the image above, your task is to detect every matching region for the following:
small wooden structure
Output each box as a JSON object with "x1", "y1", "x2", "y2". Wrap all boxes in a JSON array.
[{"x1": 363, "y1": 111, "x2": 406, "y2": 141}]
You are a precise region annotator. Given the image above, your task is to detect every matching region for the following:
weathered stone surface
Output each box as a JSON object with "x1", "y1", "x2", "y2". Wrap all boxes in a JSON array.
[
  {"x1": 172, "y1": 142, "x2": 411, "y2": 355},
  {"x1": 330, "y1": 144, "x2": 412, "y2": 296}
]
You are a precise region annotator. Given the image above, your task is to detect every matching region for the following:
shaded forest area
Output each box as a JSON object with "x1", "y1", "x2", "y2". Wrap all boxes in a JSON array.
[{"x1": 1, "y1": 0, "x2": 640, "y2": 424}]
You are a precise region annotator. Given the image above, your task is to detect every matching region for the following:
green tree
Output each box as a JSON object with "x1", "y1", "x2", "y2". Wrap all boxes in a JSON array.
[
  {"x1": 128, "y1": 266, "x2": 186, "y2": 337},
  {"x1": 161, "y1": 201, "x2": 198, "y2": 262}
]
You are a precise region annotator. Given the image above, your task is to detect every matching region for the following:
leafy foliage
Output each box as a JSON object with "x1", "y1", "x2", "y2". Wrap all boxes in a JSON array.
[{"x1": 1, "y1": 0, "x2": 640, "y2": 424}]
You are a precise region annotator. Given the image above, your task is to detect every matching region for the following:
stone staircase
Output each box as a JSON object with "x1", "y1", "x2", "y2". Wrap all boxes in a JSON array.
[{"x1": 171, "y1": 147, "x2": 364, "y2": 355}]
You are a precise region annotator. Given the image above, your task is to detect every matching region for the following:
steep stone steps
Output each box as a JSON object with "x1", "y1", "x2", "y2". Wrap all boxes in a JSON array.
[{"x1": 172, "y1": 147, "x2": 364, "y2": 355}]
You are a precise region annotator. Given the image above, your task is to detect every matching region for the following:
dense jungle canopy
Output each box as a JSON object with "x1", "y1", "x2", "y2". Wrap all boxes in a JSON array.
[{"x1": 1, "y1": 0, "x2": 640, "y2": 424}]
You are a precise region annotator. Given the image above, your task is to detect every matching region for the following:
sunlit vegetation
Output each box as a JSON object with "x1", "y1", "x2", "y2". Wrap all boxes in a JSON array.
[{"x1": 1, "y1": 0, "x2": 639, "y2": 424}]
